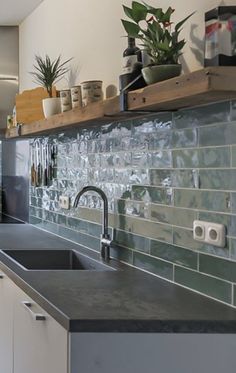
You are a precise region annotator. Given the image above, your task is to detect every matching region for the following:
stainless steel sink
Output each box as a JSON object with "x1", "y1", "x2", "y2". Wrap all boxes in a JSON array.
[{"x1": 1, "y1": 249, "x2": 115, "y2": 271}]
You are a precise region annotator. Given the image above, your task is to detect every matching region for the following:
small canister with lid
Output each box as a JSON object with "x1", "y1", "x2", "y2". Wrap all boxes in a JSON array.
[
  {"x1": 60, "y1": 89, "x2": 72, "y2": 112},
  {"x1": 81, "y1": 80, "x2": 103, "y2": 107},
  {"x1": 70, "y1": 86, "x2": 82, "y2": 109}
]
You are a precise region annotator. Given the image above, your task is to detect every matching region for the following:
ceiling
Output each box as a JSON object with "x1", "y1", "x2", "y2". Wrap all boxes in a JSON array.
[{"x1": 0, "y1": 0, "x2": 43, "y2": 25}]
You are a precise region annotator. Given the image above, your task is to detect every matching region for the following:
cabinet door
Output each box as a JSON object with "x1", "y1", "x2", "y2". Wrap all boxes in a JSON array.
[
  {"x1": 13, "y1": 288, "x2": 68, "y2": 373},
  {"x1": 0, "y1": 270, "x2": 14, "y2": 373}
]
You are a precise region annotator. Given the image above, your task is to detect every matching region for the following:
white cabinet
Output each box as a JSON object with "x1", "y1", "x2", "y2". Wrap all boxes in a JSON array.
[
  {"x1": 0, "y1": 270, "x2": 14, "y2": 373},
  {"x1": 0, "y1": 270, "x2": 68, "y2": 373},
  {"x1": 13, "y1": 287, "x2": 68, "y2": 373}
]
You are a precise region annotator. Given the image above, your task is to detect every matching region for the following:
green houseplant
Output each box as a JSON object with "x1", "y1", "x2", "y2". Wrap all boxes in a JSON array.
[
  {"x1": 30, "y1": 55, "x2": 72, "y2": 118},
  {"x1": 121, "y1": 2, "x2": 194, "y2": 84}
]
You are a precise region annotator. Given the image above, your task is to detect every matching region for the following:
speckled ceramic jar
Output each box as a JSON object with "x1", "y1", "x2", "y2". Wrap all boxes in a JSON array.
[{"x1": 81, "y1": 80, "x2": 103, "y2": 107}]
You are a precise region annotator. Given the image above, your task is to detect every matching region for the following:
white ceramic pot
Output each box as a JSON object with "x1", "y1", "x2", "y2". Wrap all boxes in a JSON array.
[{"x1": 42, "y1": 98, "x2": 61, "y2": 118}]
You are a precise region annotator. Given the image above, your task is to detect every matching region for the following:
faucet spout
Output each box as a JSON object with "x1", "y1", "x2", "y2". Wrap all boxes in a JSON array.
[{"x1": 73, "y1": 186, "x2": 111, "y2": 261}]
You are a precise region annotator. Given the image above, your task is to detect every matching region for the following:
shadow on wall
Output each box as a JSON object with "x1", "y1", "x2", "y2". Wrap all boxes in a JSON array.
[
  {"x1": 2, "y1": 140, "x2": 29, "y2": 222},
  {"x1": 2, "y1": 176, "x2": 29, "y2": 222},
  {"x1": 190, "y1": 24, "x2": 205, "y2": 68}
]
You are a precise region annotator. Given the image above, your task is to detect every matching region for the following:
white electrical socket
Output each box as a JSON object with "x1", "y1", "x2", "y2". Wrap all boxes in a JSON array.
[
  {"x1": 59, "y1": 196, "x2": 70, "y2": 210},
  {"x1": 193, "y1": 220, "x2": 226, "y2": 247}
]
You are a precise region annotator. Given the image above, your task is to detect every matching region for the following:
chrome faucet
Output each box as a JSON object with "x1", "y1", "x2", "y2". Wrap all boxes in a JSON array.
[{"x1": 73, "y1": 186, "x2": 112, "y2": 261}]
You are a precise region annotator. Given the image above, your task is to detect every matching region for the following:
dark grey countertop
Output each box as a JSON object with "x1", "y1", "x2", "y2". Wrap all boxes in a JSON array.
[{"x1": 0, "y1": 224, "x2": 236, "y2": 333}]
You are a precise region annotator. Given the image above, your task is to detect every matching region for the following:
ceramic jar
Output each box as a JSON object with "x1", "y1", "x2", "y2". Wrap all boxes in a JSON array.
[
  {"x1": 60, "y1": 89, "x2": 72, "y2": 112},
  {"x1": 70, "y1": 86, "x2": 82, "y2": 109},
  {"x1": 81, "y1": 80, "x2": 103, "y2": 106}
]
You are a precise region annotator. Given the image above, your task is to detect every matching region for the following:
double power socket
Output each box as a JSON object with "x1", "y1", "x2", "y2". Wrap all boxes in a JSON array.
[{"x1": 193, "y1": 220, "x2": 226, "y2": 248}]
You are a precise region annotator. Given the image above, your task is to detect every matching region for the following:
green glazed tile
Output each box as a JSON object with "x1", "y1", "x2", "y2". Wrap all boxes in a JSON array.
[
  {"x1": 230, "y1": 193, "x2": 236, "y2": 213},
  {"x1": 36, "y1": 198, "x2": 43, "y2": 208},
  {"x1": 133, "y1": 252, "x2": 173, "y2": 280},
  {"x1": 199, "y1": 169, "x2": 236, "y2": 190},
  {"x1": 148, "y1": 130, "x2": 172, "y2": 150},
  {"x1": 58, "y1": 226, "x2": 100, "y2": 252},
  {"x1": 132, "y1": 185, "x2": 173, "y2": 205},
  {"x1": 132, "y1": 113, "x2": 172, "y2": 134},
  {"x1": 30, "y1": 197, "x2": 37, "y2": 207},
  {"x1": 117, "y1": 215, "x2": 172, "y2": 243},
  {"x1": 73, "y1": 206, "x2": 102, "y2": 224},
  {"x1": 67, "y1": 217, "x2": 88, "y2": 234},
  {"x1": 87, "y1": 221, "x2": 102, "y2": 237},
  {"x1": 29, "y1": 215, "x2": 43, "y2": 227},
  {"x1": 150, "y1": 240, "x2": 198, "y2": 269},
  {"x1": 174, "y1": 189, "x2": 231, "y2": 213},
  {"x1": 199, "y1": 254, "x2": 236, "y2": 283},
  {"x1": 175, "y1": 266, "x2": 232, "y2": 304},
  {"x1": 48, "y1": 211, "x2": 59, "y2": 224},
  {"x1": 131, "y1": 134, "x2": 149, "y2": 151},
  {"x1": 110, "y1": 244, "x2": 133, "y2": 265},
  {"x1": 174, "y1": 102, "x2": 230, "y2": 129},
  {"x1": 231, "y1": 145, "x2": 236, "y2": 167},
  {"x1": 114, "y1": 229, "x2": 149, "y2": 253},
  {"x1": 233, "y1": 285, "x2": 236, "y2": 306},
  {"x1": 229, "y1": 238, "x2": 236, "y2": 260},
  {"x1": 131, "y1": 152, "x2": 151, "y2": 168},
  {"x1": 149, "y1": 204, "x2": 197, "y2": 228},
  {"x1": 149, "y1": 169, "x2": 198, "y2": 188},
  {"x1": 230, "y1": 100, "x2": 236, "y2": 121},
  {"x1": 199, "y1": 122, "x2": 236, "y2": 147},
  {"x1": 42, "y1": 220, "x2": 58, "y2": 234},
  {"x1": 171, "y1": 128, "x2": 198, "y2": 148},
  {"x1": 57, "y1": 214, "x2": 67, "y2": 226},
  {"x1": 35, "y1": 188, "x2": 43, "y2": 198},
  {"x1": 173, "y1": 147, "x2": 230, "y2": 169},
  {"x1": 151, "y1": 151, "x2": 172, "y2": 168},
  {"x1": 117, "y1": 199, "x2": 148, "y2": 219}
]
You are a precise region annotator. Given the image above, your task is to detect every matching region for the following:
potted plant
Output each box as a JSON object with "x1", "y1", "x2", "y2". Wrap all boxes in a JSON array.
[
  {"x1": 122, "y1": 2, "x2": 194, "y2": 85},
  {"x1": 30, "y1": 55, "x2": 72, "y2": 118}
]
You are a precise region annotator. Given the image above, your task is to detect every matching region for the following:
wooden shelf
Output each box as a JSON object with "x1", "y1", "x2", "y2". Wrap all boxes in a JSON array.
[{"x1": 6, "y1": 67, "x2": 236, "y2": 139}]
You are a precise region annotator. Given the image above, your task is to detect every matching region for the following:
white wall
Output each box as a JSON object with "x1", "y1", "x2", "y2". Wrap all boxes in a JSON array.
[{"x1": 19, "y1": 0, "x2": 235, "y2": 97}]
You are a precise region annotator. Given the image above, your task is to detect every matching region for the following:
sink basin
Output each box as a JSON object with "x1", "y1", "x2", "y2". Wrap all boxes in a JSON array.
[{"x1": 1, "y1": 249, "x2": 115, "y2": 271}]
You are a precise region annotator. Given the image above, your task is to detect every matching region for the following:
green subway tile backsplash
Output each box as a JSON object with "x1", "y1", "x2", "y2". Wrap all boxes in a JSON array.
[
  {"x1": 199, "y1": 169, "x2": 236, "y2": 190},
  {"x1": 29, "y1": 100, "x2": 236, "y2": 307},
  {"x1": 173, "y1": 147, "x2": 231, "y2": 169},
  {"x1": 114, "y1": 230, "x2": 150, "y2": 253},
  {"x1": 199, "y1": 122, "x2": 236, "y2": 147},
  {"x1": 175, "y1": 266, "x2": 232, "y2": 304},
  {"x1": 149, "y1": 204, "x2": 197, "y2": 228},
  {"x1": 133, "y1": 252, "x2": 173, "y2": 280},
  {"x1": 150, "y1": 240, "x2": 198, "y2": 269},
  {"x1": 174, "y1": 189, "x2": 231, "y2": 213},
  {"x1": 173, "y1": 101, "x2": 230, "y2": 129},
  {"x1": 199, "y1": 254, "x2": 236, "y2": 283}
]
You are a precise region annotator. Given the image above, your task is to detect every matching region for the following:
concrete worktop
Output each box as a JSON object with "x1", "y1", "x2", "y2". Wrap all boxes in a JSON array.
[{"x1": 0, "y1": 224, "x2": 236, "y2": 333}]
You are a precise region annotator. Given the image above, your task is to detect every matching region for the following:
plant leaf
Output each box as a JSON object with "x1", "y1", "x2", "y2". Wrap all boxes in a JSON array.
[
  {"x1": 131, "y1": 1, "x2": 147, "y2": 22},
  {"x1": 156, "y1": 41, "x2": 169, "y2": 52},
  {"x1": 175, "y1": 11, "x2": 195, "y2": 32},
  {"x1": 121, "y1": 19, "x2": 140, "y2": 37},
  {"x1": 162, "y1": 7, "x2": 173, "y2": 23},
  {"x1": 123, "y1": 5, "x2": 134, "y2": 21}
]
